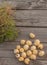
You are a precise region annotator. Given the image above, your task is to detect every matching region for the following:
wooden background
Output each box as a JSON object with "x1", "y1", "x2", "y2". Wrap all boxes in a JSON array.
[{"x1": 0, "y1": 0, "x2": 47, "y2": 65}]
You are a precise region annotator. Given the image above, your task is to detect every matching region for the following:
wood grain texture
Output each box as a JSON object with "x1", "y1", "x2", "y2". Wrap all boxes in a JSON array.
[
  {"x1": 0, "y1": 42, "x2": 46, "y2": 50},
  {"x1": 0, "y1": 42, "x2": 47, "y2": 60},
  {"x1": 16, "y1": 19, "x2": 47, "y2": 27},
  {"x1": 0, "y1": 0, "x2": 47, "y2": 65},
  {"x1": 0, "y1": 0, "x2": 47, "y2": 9},
  {"x1": 14, "y1": 27, "x2": 47, "y2": 42},
  {"x1": 0, "y1": 0, "x2": 47, "y2": 10},
  {"x1": 14, "y1": 10, "x2": 47, "y2": 19},
  {"x1": 0, "y1": 27, "x2": 46, "y2": 42},
  {"x1": 0, "y1": 50, "x2": 46, "y2": 59},
  {"x1": 13, "y1": 10, "x2": 47, "y2": 27},
  {"x1": 0, "y1": 58, "x2": 47, "y2": 65},
  {"x1": 1, "y1": 27, "x2": 47, "y2": 42},
  {"x1": 0, "y1": 27, "x2": 47, "y2": 60}
]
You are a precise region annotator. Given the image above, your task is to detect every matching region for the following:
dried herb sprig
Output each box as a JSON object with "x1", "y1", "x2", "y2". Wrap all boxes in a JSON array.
[{"x1": 0, "y1": 7, "x2": 18, "y2": 42}]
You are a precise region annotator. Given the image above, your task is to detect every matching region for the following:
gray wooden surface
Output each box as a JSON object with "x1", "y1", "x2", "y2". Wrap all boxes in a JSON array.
[{"x1": 0, "y1": 0, "x2": 47, "y2": 65}]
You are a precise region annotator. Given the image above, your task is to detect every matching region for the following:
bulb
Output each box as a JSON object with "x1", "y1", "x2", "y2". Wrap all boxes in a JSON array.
[
  {"x1": 33, "y1": 50, "x2": 38, "y2": 55},
  {"x1": 38, "y1": 44, "x2": 43, "y2": 49},
  {"x1": 30, "y1": 54, "x2": 36, "y2": 60},
  {"x1": 39, "y1": 51, "x2": 45, "y2": 56},
  {"x1": 15, "y1": 54, "x2": 20, "y2": 58},
  {"x1": 23, "y1": 44, "x2": 29, "y2": 51},
  {"x1": 29, "y1": 33, "x2": 35, "y2": 39},
  {"x1": 31, "y1": 46, "x2": 36, "y2": 51},
  {"x1": 34, "y1": 39, "x2": 40, "y2": 46},
  {"x1": 20, "y1": 48, "x2": 24, "y2": 52},
  {"x1": 27, "y1": 50, "x2": 32, "y2": 56},
  {"x1": 20, "y1": 40, "x2": 26, "y2": 45},
  {"x1": 24, "y1": 58, "x2": 30, "y2": 64},
  {"x1": 14, "y1": 49, "x2": 19, "y2": 54},
  {"x1": 21, "y1": 52, "x2": 26, "y2": 58},
  {"x1": 26, "y1": 40, "x2": 32, "y2": 46},
  {"x1": 19, "y1": 57, "x2": 24, "y2": 61},
  {"x1": 16, "y1": 45, "x2": 21, "y2": 50}
]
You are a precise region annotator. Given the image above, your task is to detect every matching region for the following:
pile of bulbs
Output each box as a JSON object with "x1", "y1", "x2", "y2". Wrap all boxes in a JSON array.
[{"x1": 14, "y1": 33, "x2": 45, "y2": 65}]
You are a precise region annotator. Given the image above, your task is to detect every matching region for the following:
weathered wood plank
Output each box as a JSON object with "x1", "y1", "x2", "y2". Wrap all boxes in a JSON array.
[
  {"x1": 14, "y1": 27, "x2": 47, "y2": 42},
  {"x1": 0, "y1": 42, "x2": 47, "y2": 59},
  {"x1": 0, "y1": 49, "x2": 47, "y2": 59},
  {"x1": 14, "y1": 10, "x2": 47, "y2": 19},
  {"x1": 0, "y1": 0, "x2": 28, "y2": 1},
  {"x1": 0, "y1": 58, "x2": 47, "y2": 65},
  {"x1": 0, "y1": 42, "x2": 47, "y2": 50},
  {"x1": 0, "y1": 50, "x2": 14, "y2": 58},
  {"x1": 13, "y1": 10, "x2": 47, "y2": 27},
  {"x1": 32, "y1": 60, "x2": 47, "y2": 65},
  {"x1": 16, "y1": 19, "x2": 47, "y2": 27},
  {"x1": 0, "y1": 41, "x2": 47, "y2": 59},
  {"x1": 0, "y1": 58, "x2": 22, "y2": 65},
  {"x1": 0, "y1": 0, "x2": 47, "y2": 10},
  {"x1": 0, "y1": 4, "x2": 47, "y2": 27},
  {"x1": 0, "y1": 27, "x2": 47, "y2": 42}
]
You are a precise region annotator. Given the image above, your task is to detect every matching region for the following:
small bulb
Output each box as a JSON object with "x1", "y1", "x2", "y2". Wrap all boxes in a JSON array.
[
  {"x1": 34, "y1": 39, "x2": 40, "y2": 46},
  {"x1": 14, "y1": 49, "x2": 19, "y2": 54},
  {"x1": 24, "y1": 58, "x2": 30, "y2": 64},
  {"x1": 20, "y1": 40, "x2": 26, "y2": 45},
  {"x1": 30, "y1": 54, "x2": 36, "y2": 60},
  {"x1": 15, "y1": 54, "x2": 20, "y2": 58},
  {"x1": 39, "y1": 51, "x2": 45, "y2": 56},
  {"x1": 29, "y1": 33, "x2": 35, "y2": 39},
  {"x1": 23, "y1": 45, "x2": 29, "y2": 51},
  {"x1": 20, "y1": 48, "x2": 24, "y2": 52},
  {"x1": 16, "y1": 45, "x2": 21, "y2": 50},
  {"x1": 19, "y1": 57, "x2": 24, "y2": 61},
  {"x1": 38, "y1": 44, "x2": 43, "y2": 49},
  {"x1": 26, "y1": 40, "x2": 32, "y2": 46},
  {"x1": 33, "y1": 50, "x2": 38, "y2": 55},
  {"x1": 27, "y1": 50, "x2": 32, "y2": 56},
  {"x1": 21, "y1": 52, "x2": 26, "y2": 58},
  {"x1": 31, "y1": 46, "x2": 36, "y2": 51}
]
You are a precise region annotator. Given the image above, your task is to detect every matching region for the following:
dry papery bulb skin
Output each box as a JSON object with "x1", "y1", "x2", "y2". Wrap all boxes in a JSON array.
[
  {"x1": 16, "y1": 45, "x2": 21, "y2": 50},
  {"x1": 21, "y1": 52, "x2": 26, "y2": 58},
  {"x1": 15, "y1": 54, "x2": 20, "y2": 58},
  {"x1": 29, "y1": 33, "x2": 35, "y2": 39},
  {"x1": 26, "y1": 40, "x2": 32, "y2": 46},
  {"x1": 24, "y1": 58, "x2": 30, "y2": 65},
  {"x1": 38, "y1": 44, "x2": 43, "y2": 49},
  {"x1": 14, "y1": 49, "x2": 19, "y2": 54},
  {"x1": 31, "y1": 46, "x2": 36, "y2": 51},
  {"x1": 39, "y1": 51, "x2": 45, "y2": 57},
  {"x1": 30, "y1": 54, "x2": 36, "y2": 60},
  {"x1": 23, "y1": 44, "x2": 29, "y2": 51},
  {"x1": 34, "y1": 39, "x2": 40, "y2": 46},
  {"x1": 27, "y1": 50, "x2": 32, "y2": 56},
  {"x1": 33, "y1": 49, "x2": 38, "y2": 55},
  {"x1": 20, "y1": 48, "x2": 24, "y2": 52},
  {"x1": 20, "y1": 40, "x2": 26, "y2": 45},
  {"x1": 18, "y1": 57, "x2": 24, "y2": 61}
]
